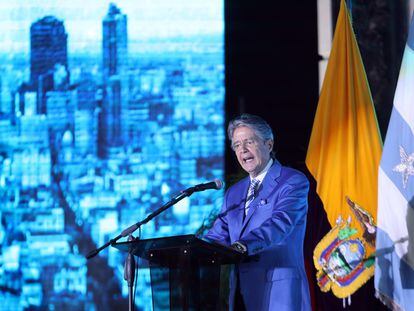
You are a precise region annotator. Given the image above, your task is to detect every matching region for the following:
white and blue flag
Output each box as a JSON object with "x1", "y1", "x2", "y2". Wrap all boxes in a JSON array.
[{"x1": 375, "y1": 14, "x2": 414, "y2": 311}]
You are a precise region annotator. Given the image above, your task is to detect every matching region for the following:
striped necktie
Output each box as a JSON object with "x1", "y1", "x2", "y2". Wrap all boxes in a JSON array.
[{"x1": 245, "y1": 179, "x2": 260, "y2": 215}]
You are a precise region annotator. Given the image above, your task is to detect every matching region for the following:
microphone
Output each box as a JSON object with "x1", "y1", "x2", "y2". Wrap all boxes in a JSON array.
[{"x1": 187, "y1": 179, "x2": 223, "y2": 192}]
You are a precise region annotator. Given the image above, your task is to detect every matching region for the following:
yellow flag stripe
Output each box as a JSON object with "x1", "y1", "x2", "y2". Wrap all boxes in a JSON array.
[{"x1": 306, "y1": 0, "x2": 382, "y2": 227}]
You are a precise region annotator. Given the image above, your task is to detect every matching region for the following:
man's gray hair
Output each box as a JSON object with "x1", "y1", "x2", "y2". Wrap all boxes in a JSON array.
[{"x1": 227, "y1": 113, "x2": 274, "y2": 142}]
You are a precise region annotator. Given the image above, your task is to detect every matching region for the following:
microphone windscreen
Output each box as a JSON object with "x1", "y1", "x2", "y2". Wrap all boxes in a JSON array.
[{"x1": 214, "y1": 179, "x2": 223, "y2": 190}]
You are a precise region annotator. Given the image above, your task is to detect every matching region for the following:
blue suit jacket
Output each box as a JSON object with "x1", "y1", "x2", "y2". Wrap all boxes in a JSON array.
[{"x1": 205, "y1": 160, "x2": 311, "y2": 311}]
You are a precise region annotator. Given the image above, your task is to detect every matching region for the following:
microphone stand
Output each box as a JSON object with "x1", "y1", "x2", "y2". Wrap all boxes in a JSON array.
[
  {"x1": 85, "y1": 188, "x2": 197, "y2": 311},
  {"x1": 124, "y1": 235, "x2": 136, "y2": 311}
]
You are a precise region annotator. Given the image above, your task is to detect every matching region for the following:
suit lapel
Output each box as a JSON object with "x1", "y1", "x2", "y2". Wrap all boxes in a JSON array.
[
  {"x1": 239, "y1": 161, "x2": 282, "y2": 238},
  {"x1": 229, "y1": 177, "x2": 249, "y2": 242}
]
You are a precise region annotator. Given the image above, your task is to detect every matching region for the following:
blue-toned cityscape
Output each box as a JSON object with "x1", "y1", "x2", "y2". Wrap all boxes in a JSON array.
[{"x1": 0, "y1": 1, "x2": 224, "y2": 310}]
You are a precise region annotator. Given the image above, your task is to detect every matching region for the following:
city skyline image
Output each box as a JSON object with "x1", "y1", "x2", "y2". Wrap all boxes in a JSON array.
[
  {"x1": 0, "y1": 0, "x2": 223, "y2": 55},
  {"x1": 0, "y1": 1, "x2": 224, "y2": 310}
]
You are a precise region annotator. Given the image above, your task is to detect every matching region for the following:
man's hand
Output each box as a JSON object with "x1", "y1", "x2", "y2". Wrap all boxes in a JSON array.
[{"x1": 231, "y1": 241, "x2": 247, "y2": 254}]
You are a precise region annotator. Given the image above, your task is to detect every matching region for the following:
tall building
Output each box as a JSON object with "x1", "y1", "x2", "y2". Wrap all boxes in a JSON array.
[
  {"x1": 30, "y1": 16, "x2": 68, "y2": 114},
  {"x1": 101, "y1": 4, "x2": 129, "y2": 157},
  {"x1": 102, "y1": 4, "x2": 128, "y2": 81}
]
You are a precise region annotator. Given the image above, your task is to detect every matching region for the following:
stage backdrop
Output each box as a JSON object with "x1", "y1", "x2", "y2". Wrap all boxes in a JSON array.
[{"x1": 0, "y1": 1, "x2": 224, "y2": 309}]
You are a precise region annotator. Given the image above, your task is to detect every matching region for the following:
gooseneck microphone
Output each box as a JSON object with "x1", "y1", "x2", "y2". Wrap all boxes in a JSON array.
[
  {"x1": 187, "y1": 179, "x2": 223, "y2": 192},
  {"x1": 86, "y1": 179, "x2": 223, "y2": 260}
]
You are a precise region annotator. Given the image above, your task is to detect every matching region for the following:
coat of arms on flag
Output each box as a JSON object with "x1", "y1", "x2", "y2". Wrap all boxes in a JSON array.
[{"x1": 314, "y1": 197, "x2": 376, "y2": 298}]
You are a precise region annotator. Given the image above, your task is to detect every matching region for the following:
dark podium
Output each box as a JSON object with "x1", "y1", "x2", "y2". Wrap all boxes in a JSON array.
[{"x1": 112, "y1": 234, "x2": 242, "y2": 310}]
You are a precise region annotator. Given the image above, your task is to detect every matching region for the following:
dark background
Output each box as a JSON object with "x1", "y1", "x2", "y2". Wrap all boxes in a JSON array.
[{"x1": 224, "y1": 0, "x2": 408, "y2": 309}]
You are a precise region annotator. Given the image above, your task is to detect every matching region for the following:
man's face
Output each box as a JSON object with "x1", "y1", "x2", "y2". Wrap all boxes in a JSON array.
[{"x1": 231, "y1": 126, "x2": 273, "y2": 178}]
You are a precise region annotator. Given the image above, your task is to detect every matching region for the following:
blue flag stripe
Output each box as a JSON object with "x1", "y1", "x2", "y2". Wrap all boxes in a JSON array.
[
  {"x1": 375, "y1": 228, "x2": 414, "y2": 308},
  {"x1": 407, "y1": 15, "x2": 414, "y2": 50}
]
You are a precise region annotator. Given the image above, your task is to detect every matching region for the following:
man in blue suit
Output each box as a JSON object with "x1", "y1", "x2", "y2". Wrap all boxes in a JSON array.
[{"x1": 205, "y1": 114, "x2": 311, "y2": 311}]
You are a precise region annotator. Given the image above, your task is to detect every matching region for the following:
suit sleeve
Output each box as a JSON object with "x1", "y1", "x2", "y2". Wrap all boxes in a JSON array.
[
  {"x1": 203, "y1": 190, "x2": 231, "y2": 246},
  {"x1": 239, "y1": 174, "x2": 309, "y2": 255}
]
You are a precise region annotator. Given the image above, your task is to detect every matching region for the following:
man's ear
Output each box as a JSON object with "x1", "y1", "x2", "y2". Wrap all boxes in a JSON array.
[{"x1": 267, "y1": 140, "x2": 274, "y2": 152}]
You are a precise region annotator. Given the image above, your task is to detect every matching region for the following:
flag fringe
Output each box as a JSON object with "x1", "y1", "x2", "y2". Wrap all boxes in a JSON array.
[{"x1": 375, "y1": 290, "x2": 404, "y2": 311}]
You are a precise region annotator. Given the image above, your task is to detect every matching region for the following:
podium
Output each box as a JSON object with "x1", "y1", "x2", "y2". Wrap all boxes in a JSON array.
[{"x1": 112, "y1": 234, "x2": 242, "y2": 310}]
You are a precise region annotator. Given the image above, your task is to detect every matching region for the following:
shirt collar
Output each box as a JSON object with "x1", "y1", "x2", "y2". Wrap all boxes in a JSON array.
[{"x1": 250, "y1": 158, "x2": 273, "y2": 184}]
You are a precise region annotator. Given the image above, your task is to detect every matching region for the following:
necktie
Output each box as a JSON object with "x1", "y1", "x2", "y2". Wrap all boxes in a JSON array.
[{"x1": 245, "y1": 179, "x2": 260, "y2": 215}]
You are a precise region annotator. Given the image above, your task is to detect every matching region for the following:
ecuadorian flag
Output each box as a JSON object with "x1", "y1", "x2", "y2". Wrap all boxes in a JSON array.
[{"x1": 306, "y1": 0, "x2": 382, "y2": 298}]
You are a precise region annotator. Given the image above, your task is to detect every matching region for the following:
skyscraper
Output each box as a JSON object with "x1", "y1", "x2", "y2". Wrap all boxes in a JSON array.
[
  {"x1": 100, "y1": 4, "x2": 129, "y2": 157},
  {"x1": 102, "y1": 4, "x2": 128, "y2": 81},
  {"x1": 30, "y1": 16, "x2": 68, "y2": 114}
]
